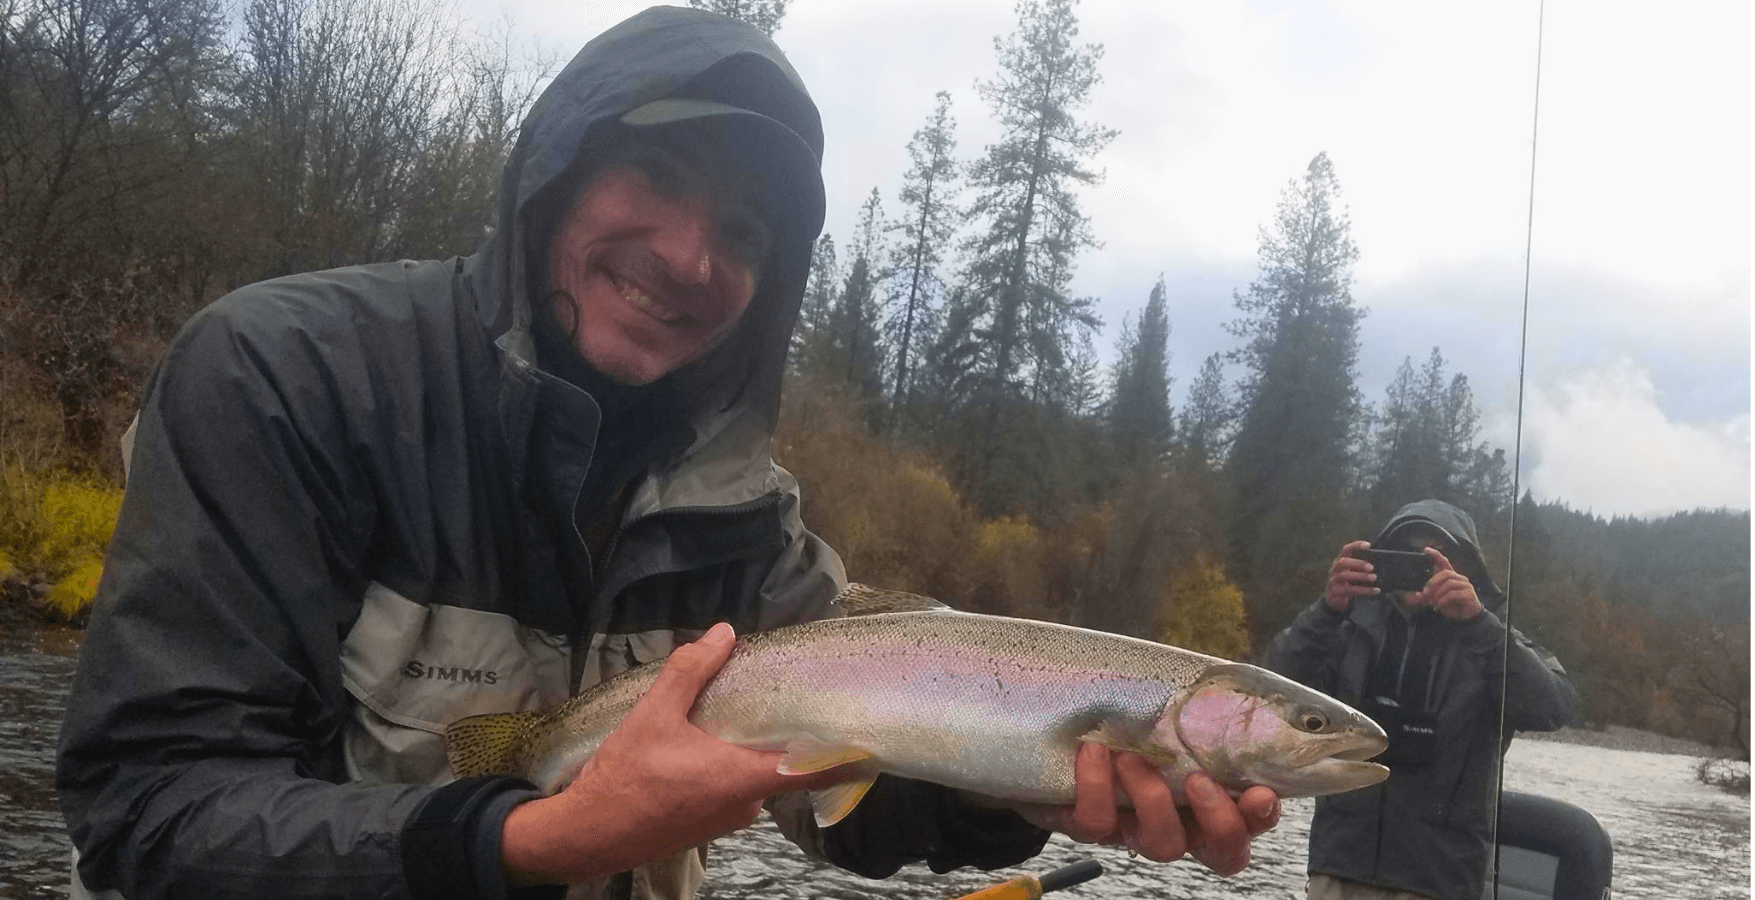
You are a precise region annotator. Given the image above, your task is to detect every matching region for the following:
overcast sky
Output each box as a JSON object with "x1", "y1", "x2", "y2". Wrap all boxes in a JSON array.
[{"x1": 465, "y1": 0, "x2": 1750, "y2": 520}]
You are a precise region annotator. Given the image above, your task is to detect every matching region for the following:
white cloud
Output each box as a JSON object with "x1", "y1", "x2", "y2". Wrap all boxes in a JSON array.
[{"x1": 1524, "y1": 357, "x2": 1751, "y2": 516}]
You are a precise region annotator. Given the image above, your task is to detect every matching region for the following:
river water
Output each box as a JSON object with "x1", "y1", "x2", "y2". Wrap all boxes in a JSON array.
[{"x1": 2, "y1": 622, "x2": 1748, "y2": 899}]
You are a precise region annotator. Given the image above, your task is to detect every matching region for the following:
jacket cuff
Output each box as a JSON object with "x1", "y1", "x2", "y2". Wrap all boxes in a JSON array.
[{"x1": 402, "y1": 775, "x2": 563, "y2": 900}]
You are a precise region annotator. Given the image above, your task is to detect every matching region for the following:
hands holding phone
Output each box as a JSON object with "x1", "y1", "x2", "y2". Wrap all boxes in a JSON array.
[{"x1": 1325, "y1": 541, "x2": 1482, "y2": 621}]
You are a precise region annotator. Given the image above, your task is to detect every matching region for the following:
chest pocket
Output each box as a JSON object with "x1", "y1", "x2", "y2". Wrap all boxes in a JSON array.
[{"x1": 339, "y1": 582, "x2": 571, "y2": 785}]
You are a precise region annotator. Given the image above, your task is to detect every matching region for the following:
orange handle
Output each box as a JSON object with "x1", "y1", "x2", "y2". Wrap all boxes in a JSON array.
[{"x1": 952, "y1": 876, "x2": 1043, "y2": 900}]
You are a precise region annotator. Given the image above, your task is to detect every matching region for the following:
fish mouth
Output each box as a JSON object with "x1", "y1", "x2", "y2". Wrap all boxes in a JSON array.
[
  {"x1": 1277, "y1": 758, "x2": 1391, "y2": 796},
  {"x1": 1334, "y1": 742, "x2": 1388, "y2": 762}
]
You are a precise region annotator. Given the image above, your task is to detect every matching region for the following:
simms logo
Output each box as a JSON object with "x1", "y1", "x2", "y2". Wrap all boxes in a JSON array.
[{"x1": 402, "y1": 660, "x2": 498, "y2": 685}]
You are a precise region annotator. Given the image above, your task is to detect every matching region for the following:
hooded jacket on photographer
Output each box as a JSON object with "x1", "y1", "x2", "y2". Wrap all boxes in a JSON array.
[
  {"x1": 1266, "y1": 500, "x2": 1579, "y2": 900},
  {"x1": 57, "y1": 9, "x2": 1045, "y2": 900}
]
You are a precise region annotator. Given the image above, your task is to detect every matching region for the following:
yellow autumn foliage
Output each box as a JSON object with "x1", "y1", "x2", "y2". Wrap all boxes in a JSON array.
[
  {"x1": 48, "y1": 556, "x2": 108, "y2": 620},
  {"x1": 776, "y1": 379, "x2": 1062, "y2": 617},
  {"x1": 0, "y1": 462, "x2": 123, "y2": 619},
  {"x1": 776, "y1": 381, "x2": 980, "y2": 603},
  {"x1": 964, "y1": 515, "x2": 1050, "y2": 619},
  {"x1": 1158, "y1": 552, "x2": 1251, "y2": 660},
  {"x1": 37, "y1": 478, "x2": 124, "y2": 572}
]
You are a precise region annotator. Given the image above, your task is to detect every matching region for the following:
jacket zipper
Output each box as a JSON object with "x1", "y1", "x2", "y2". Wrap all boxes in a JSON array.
[{"x1": 570, "y1": 497, "x2": 784, "y2": 691}]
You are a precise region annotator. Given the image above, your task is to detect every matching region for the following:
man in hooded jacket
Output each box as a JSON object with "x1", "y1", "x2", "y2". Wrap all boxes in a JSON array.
[
  {"x1": 57, "y1": 8, "x2": 1279, "y2": 900},
  {"x1": 1267, "y1": 500, "x2": 1579, "y2": 900}
]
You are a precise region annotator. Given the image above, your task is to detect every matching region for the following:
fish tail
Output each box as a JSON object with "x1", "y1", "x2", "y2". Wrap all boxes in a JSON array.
[{"x1": 445, "y1": 710, "x2": 542, "y2": 778}]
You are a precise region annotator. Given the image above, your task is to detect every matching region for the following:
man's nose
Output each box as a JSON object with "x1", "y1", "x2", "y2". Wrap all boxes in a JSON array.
[{"x1": 650, "y1": 198, "x2": 717, "y2": 286}]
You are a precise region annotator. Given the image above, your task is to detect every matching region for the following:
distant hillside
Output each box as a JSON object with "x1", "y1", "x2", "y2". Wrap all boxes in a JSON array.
[{"x1": 1514, "y1": 502, "x2": 1750, "y2": 625}]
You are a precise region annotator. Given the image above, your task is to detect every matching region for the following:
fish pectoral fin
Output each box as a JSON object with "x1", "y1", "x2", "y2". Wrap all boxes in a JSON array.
[
  {"x1": 809, "y1": 775, "x2": 878, "y2": 828},
  {"x1": 1078, "y1": 722, "x2": 1178, "y2": 767},
  {"x1": 776, "y1": 741, "x2": 876, "y2": 776}
]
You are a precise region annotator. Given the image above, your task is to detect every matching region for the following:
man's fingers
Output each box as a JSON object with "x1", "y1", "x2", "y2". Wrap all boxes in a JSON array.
[
  {"x1": 1114, "y1": 753, "x2": 1185, "y2": 862},
  {"x1": 1236, "y1": 785, "x2": 1281, "y2": 837},
  {"x1": 1183, "y1": 774, "x2": 1250, "y2": 876},
  {"x1": 645, "y1": 622, "x2": 735, "y2": 709},
  {"x1": 1069, "y1": 742, "x2": 1118, "y2": 843},
  {"x1": 1424, "y1": 546, "x2": 1456, "y2": 572}
]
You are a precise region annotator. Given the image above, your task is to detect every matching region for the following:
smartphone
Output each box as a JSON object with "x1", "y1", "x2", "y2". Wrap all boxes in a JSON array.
[{"x1": 1361, "y1": 548, "x2": 1435, "y2": 593}]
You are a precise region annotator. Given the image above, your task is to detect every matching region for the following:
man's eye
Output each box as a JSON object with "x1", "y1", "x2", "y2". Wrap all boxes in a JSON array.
[{"x1": 721, "y1": 213, "x2": 771, "y2": 266}]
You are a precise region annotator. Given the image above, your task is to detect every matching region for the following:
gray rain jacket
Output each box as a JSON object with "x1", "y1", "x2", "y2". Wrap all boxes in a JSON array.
[
  {"x1": 57, "y1": 8, "x2": 1046, "y2": 900},
  {"x1": 1266, "y1": 500, "x2": 1579, "y2": 900}
]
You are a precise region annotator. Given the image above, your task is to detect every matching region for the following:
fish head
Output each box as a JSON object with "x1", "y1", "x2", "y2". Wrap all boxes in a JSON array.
[{"x1": 1157, "y1": 663, "x2": 1389, "y2": 798}]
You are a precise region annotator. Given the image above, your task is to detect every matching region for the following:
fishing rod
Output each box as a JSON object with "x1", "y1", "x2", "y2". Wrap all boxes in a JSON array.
[{"x1": 1491, "y1": 0, "x2": 1546, "y2": 896}]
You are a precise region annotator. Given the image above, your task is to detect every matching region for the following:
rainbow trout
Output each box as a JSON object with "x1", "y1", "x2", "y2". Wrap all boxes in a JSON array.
[{"x1": 445, "y1": 586, "x2": 1389, "y2": 826}]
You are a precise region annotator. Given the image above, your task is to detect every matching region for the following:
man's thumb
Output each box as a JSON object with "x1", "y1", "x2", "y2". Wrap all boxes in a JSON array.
[{"x1": 650, "y1": 622, "x2": 736, "y2": 705}]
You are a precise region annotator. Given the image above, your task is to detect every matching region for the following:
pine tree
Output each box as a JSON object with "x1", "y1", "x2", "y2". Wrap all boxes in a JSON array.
[
  {"x1": 1061, "y1": 332, "x2": 1104, "y2": 419},
  {"x1": 687, "y1": 0, "x2": 787, "y2": 36},
  {"x1": 1368, "y1": 352, "x2": 1444, "y2": 516},
  {"x1": 934, "y1": 0, "x2": 1115, "y2": 512},
  {"x1": 1107, "y1": 276, "x2": 1173, "y2": 467},
  {"x1": 1224, "y1": 152, "x2": 1365, "y2": 644},
  {"x1": 887, "y1": 91, "x2": 960, "y2": 434},
  {"x1": 1365, "y1": 347, "x2": 1510, "y2": 535},
  {"x1": 790, "y1": 233, "x2": 839, "y2": 379},
  {"x1": 832, "y1": 189, "x2": 887, "y2": 406},
  {"x1": 1176, "y1": 352, "x2": 1233, "y2": 474}
]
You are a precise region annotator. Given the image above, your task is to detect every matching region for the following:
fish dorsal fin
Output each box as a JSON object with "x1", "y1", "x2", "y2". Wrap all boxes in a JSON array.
[
  {"x1": 777, "y1": 740, "x2": 877, "y2": 775},
  {"x1": 444, "y1": 710, "x2": 543, "y2": 779},
  {"x1": 809, "y1": 775, "x2": 878, "y2": 827},
  {"x1": 1079, "y1": 721, "x2": 1179, "y2": 768}
]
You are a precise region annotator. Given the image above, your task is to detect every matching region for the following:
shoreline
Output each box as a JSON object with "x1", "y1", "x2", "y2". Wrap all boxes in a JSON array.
[{"x1": 1518, "y1": 724, "x2": 1736, "y2": 760}]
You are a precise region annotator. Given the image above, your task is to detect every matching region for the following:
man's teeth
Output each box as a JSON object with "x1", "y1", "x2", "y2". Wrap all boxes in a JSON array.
[{"x1": 623, "y1": 286, "x2": 684, "y2": 324}]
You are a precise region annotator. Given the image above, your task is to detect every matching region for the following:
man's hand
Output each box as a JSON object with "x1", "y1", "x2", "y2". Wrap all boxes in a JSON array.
[
  {"x1": 1324, "y1": 540, "x2": 1378, "y2": 613},
  {"x1": 500, "y1": 623, "x2": 849, "y2": 886},
  {"x1": 1013, "y1": 744, "x2": 1281, "y2": 876},
  {"x1": 1410, "y1": 547, "x2": 1483, "y2": 621}
]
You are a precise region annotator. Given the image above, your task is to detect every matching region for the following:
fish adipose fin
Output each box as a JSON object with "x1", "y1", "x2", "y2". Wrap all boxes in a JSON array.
[
  {"x1": 808, "y1": 775, "x2": 878, "y2": 827},
  {"x1": 1078, "y1": 722, "x2": 1178, "y2": 767},
  {"x1": 445, "y1": 710, "x2": 542, "y2": 779}
]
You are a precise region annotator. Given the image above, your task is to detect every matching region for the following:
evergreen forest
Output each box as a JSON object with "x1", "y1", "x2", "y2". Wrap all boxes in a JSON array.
[{"x1": 0, "y1": 0, "x2": 1745, "y2": 756}]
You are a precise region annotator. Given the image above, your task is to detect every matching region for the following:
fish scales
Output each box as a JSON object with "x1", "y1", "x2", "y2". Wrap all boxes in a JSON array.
[
  {"x1": 446, "y1": 593, "x2": 1390, "y2": 825},
  {"x1": 695, "y1": 612, "x2": 1220, "y2": 801}
]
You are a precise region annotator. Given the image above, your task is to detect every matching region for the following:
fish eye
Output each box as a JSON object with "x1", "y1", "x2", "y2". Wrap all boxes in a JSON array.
[{"x1": 1298, "y1": 711, "x2": 1329, "y2": 732}]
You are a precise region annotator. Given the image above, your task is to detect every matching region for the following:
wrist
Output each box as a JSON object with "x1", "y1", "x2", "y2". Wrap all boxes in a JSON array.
[{"x1": 501, "y1": 793, "x2": 588, "y2": 887}]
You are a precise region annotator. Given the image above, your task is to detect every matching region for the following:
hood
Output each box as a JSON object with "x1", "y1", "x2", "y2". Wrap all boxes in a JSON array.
[
  {"x1": 1373, "y1": 499, "x2": 1504, "y2": 612},
  {"x1": 470, "y1": 4, "x2": 825, "y2": 435}
]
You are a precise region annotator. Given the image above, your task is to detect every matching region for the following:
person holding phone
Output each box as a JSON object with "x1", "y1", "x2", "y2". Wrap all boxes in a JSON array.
[{"x1": 1266, "y1": 499, "x2": 1579, "y2": 900}]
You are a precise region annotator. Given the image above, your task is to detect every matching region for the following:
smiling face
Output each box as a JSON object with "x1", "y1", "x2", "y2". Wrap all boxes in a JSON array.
[{"x1": 546, "y1": 140, "x2": 774, "y2": 385}]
